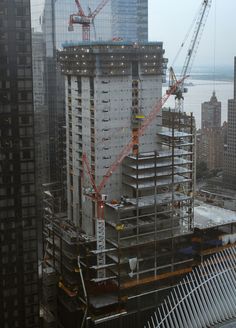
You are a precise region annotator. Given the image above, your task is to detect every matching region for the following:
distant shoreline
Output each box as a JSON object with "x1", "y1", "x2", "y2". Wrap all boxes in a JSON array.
[
  {"x1": 170, "y1": 66, "x2": 234, "y2": 83},
  {"x1": 188, "y1": 74, "x2": 233, "y2": 82}
]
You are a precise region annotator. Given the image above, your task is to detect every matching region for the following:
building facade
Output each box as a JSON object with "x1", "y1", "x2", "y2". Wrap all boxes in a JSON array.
[
  {"x1": 111, "y1": 0, "x2": 148, "y2": 42},
  {"x1": 197, "y1": 91, "x2": 224, "y2": 171},
  {"x1": 196, "y1": 127, "x2": 224, "y2": 170},
  {"x1": 42, "y1": 0, "x2": 66, "y2": 187},
  {"x1": 32, "y1": 31, "x2": 50, "y2": 252},
  {"x1": 42, "y1": 0, "x2": 148, "y2": 47},
  {"x1": 224, "y1": 57, "x2": 236, "y2": 187},
  {"x1": 201, "y1": 91, "x2": 221, "y2": 129},
  {"x1": 60, "y1": 42, "x2": 165, "y2": 230},
  {"x1": 0, "y1": 1, "x2": 39, "y2": 327}
]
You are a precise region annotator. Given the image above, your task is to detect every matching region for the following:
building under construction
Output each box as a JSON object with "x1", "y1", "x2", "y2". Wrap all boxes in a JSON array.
[{"x1": 41, "y1": 42, "x2": 196, "y2": 327}]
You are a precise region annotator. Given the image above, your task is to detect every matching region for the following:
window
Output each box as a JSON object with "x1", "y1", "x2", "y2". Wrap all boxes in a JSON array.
[{"x1": 19, "y1": 115, "x2": 31, "y2": 125}]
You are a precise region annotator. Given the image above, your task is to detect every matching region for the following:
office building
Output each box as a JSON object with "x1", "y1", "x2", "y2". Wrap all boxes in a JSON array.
[
  {"x1": 112, "y1": 0, "x2": 148, "y2": 42},
  {"x1": 32, "y1": 31, "x2": 50, "y2": 251},
  {"x1": 42, "y1": 0, "x2": 66, "y2": 189},
  {"x1": 223, "y1": 57, "x2": 236, "y2": 188},
  {"x1": 0, "y1": 1, "x2": 39, "y2": 327}
]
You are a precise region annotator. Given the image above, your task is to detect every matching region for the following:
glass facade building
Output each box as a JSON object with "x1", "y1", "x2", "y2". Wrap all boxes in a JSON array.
[
  {"x1": 112, "y1": 0, "x2": 148, "y2": 42},
  {"x1": 0, "y1": 0, "x2": 39, "y2": 327},
  {"x1": 42, "y1": 0, "x2": 148, "y2": 48}
]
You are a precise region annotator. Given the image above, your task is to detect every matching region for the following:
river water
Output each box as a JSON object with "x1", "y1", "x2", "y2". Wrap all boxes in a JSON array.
[{"x1": 163, "y1": 79, "x2": 234, "y2": 128}]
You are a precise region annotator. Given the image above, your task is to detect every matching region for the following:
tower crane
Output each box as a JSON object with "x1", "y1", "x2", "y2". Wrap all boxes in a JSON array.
[
  {"x1": 82, "y1": 0, "x2": 212, "y2": 277},
  {"x1": 68, "y1": 0, "x2": 109, "y2": 41},
  {"x1": 168, "y1": 0, "x2": 212, "y2": 111}
]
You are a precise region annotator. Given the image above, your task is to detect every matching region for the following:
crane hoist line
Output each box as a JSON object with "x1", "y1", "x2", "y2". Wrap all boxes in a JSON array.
[{"x1": 68, "y1": 0, "x2": 110, "y2": 41}]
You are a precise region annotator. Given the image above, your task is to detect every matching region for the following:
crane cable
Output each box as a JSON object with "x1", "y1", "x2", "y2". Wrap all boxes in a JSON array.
[
  {"x1": 213, "y1": 0, "x2": 217, "y2": 92},
  {"x1": 171, "y1": 4, "x2": 200, "y2": 69}
]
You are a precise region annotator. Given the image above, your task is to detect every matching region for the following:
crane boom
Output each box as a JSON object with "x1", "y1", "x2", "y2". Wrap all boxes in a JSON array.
[
  {"x1": 181, "y1": 0, "x2": 212, "y2": 80},
  {"x1": 169, "y1": 0, "x2": 212, "y2": 103},
  {"x1": 75, "y1": 0, "x2": 85, "y2": 17},
  {"x1": 90, "y1": 0, "x2": 110, "y2": 19}
]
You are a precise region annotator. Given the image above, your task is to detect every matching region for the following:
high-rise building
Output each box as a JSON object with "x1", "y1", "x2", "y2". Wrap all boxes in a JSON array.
[
  {"x1": 32, "y1": 31, "x2": 50, "y2": 251},
  {"x1": 0, "y1": 1, "x2": 39, "y2": 327},
  {"x1": 42, "y1": 0, "x2": 66, "y2": 187},
  {"x1": 223, "y1": 57, "x2": 236, "y2": 188},
  {"x1": 197, "y1": 91, "x2": 224, "y2": 170},
  {"x1": 112, "y1": 0, "x2": 148, "y2": 42},
  {"x1": 201, "y1": 91, "x2": 221, "y2": 129}
]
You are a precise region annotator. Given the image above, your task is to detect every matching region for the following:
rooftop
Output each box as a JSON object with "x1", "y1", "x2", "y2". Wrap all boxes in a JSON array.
[
  {"x1": 194, "y1": 201, "x2": 236, "y2": 229},
  {"x1": 62, "y1": 40, "x2": 163, "y2": 49}
]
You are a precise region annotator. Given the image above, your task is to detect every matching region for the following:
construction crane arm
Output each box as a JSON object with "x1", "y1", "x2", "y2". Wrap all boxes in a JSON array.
[
  {"x1": 75, "y1": 0, "x2": 85, "y2": 16},
  {"x1": 169, "y1": 0, "x2": 212, "y2": 100},
  {"x1": 96, "y1": 75, "x2": 188, "y2": 194},
  {"x1": 181, "y1": 0, "x2": 212, "y2": 80},
  {"x1": 90, "y1": 0, "x2": 110, "y2": 19}
]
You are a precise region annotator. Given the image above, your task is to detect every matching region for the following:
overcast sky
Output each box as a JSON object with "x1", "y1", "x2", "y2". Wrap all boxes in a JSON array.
[
  {"x1": 149, "y1": 0, "x2": 236, "y2": 68},
  {"x1": 31, "y1": 0, "x2": 236, "y2": 68}
]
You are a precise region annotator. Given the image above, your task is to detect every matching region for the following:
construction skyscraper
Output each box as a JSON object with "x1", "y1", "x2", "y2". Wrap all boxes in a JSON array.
[{"x1": 41, "y1": 41, "x2": 195, "y2": 327}]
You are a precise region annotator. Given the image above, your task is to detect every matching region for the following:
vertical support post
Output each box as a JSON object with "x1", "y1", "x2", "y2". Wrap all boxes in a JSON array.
[
  {"x1": 154, "y1": 151, "x2": 158, "y2": 276},
  {"x1": 96, "y1": 217, "x2": 106, "y2": 278},
  {"x1": 82, "y1": 24, "x2": 90, "y2": 41}
]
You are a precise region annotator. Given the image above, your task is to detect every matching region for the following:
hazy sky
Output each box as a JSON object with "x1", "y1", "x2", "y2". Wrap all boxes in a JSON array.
[
  {"x1": 149, "y1": 0, "x2": 236, "y2": 68},
  {"x1": 31, "y1": 0, "x2": 236, "y2": 68}
]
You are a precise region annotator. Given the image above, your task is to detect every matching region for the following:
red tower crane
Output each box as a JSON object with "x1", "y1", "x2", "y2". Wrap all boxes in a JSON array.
[{"x1": 68, "y1": 0, "x2": 109, "y2": 41}]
